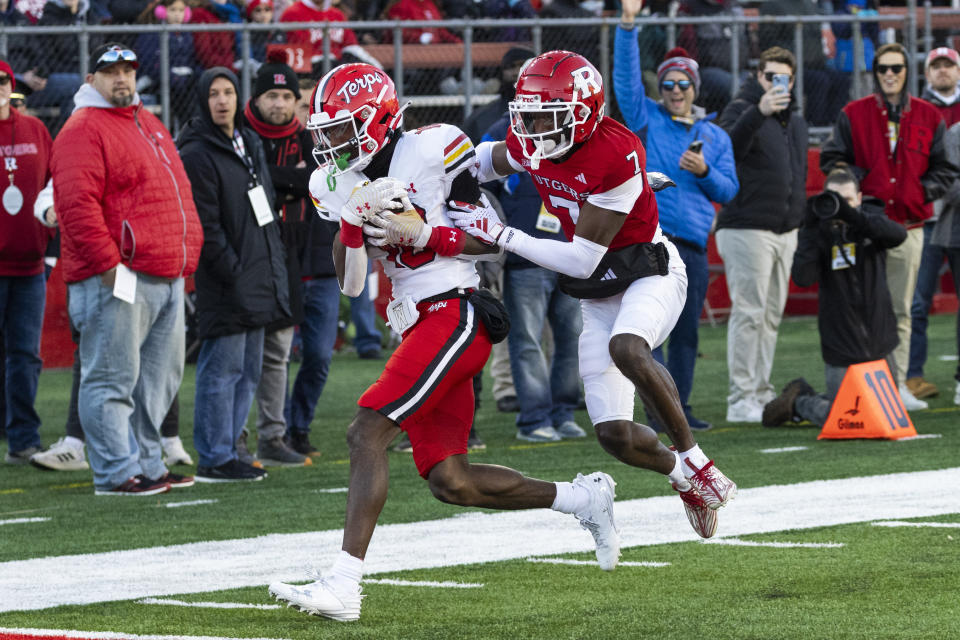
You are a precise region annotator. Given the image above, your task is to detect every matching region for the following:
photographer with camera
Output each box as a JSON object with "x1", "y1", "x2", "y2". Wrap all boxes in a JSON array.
[{"x1": 762, "y1": 169, "x2": 906, "y2": 427}]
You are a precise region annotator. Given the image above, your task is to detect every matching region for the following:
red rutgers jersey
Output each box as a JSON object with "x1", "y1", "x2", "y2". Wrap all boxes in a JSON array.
[{"x1": 505, "y1": 117, "x2": 659, "y2": 249}]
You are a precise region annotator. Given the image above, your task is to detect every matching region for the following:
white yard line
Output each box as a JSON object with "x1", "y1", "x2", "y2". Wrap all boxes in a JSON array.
[
  {"x1": 314, "y1": 488, "x2": 349, "y2": 494},
  {"x1": 894, "y1": 434, "x2": 942, "y2": 441},
  {"x1": 871, "y1": 520, "x2": 960, "y2": 528},
  {"x1": 2, "y1": 467, "x2": 959, "y2": 613},
  {"x1": 0, "y1": 628, "x2": 287, "y2": 640},
  {"x1": 362, "y1": 578, "x2": 483, "y2": 588},
  {"x1": 136, "y1": 598, "x2": 280, "y2": 610},
  {"x1": 527, "y1": 558, "x2": 670, "y2": 568},
  {"x1": 759, "y1": 446, "x2": 809, "y2": 454},
  {"x1": 0, "y1": 517, "x2": 50, "y2": 526},
  {"x1": 701, "y1": 538, "x2": 844, "y2": 548},
  {"x1": 162, "y1": 499, "x2": 218, "y2": 509}
]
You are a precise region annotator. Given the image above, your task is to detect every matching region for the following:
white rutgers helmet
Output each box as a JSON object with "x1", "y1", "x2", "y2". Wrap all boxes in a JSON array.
[{"x1": 307, "y1": 63, "x2": 407, "y2": 177}]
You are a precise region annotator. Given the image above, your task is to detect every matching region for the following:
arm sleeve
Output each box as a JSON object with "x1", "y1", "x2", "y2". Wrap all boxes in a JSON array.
[
  {"x1": 613, "y1": 25, "x2": 651, "y2": 134},
  {"x1": 790, "y1": 226, "x2": 821, "y2": 287},
  {"x1": 696, "y1": 128, "x2": 739, "y2": 205},
  {"x1": 819, "y1": 111, "x2": 856, "y2": 175},
  {"x1": 941, "y1": 122, "x2": 960, "y2": 210},
  {"x1": 341, "y1": 243, "x2": 368, "y2": 297},
  {"x1": 587, "y1": 173, "x2": 645, "y2": 214},
  {"x1": 921, "y1": 119, "x2": 960, "y2": 203},
  {"x1": 181, "y1": 149, "x2": 242, "y2": 282},
  {"x1": 34, "y1": 178, "x2": 55, "y2": 228},
  {"x1": 862, "y1": 211, "x2": 908, "y2": 250},
  {"x1": 501, "y1": 231, "x2": 608, "y2": 278},
  {"x1": 718, "y1": 98, "x2": 765, "y2": 162},
  {"x1": 52, "y1": 129, "x2": 121, "y2": 272}
]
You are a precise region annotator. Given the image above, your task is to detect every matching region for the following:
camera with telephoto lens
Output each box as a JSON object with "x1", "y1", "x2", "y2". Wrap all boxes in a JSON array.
[
  {"x1": 810, "y1": 191, "x2": 841, "y2": 220},
  {"x1": 810, "y1": 189, "x2": 859, "y2": 224}
]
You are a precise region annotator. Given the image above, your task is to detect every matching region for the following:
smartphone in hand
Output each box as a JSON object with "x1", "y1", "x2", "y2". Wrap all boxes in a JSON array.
[
  {"x1": 688, "y1": 140, "x2": 703, "y2": 153},
  {"x1": 772, "y1": 73, "x2": 790, "y2": 93}
]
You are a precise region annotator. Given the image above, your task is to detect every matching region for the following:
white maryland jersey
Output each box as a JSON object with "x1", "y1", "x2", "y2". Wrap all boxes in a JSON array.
[{"x1": 309, "y1": 123, "x2": 481, "y2": 302}]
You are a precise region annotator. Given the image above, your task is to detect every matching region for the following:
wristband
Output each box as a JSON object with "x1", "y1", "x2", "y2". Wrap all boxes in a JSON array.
[
  {"x1": 427, "y1": 225, "x2": 466, "y2": 256},
  {"x1": 340, "y1": 221, "x2": 364, "y2": 248}
]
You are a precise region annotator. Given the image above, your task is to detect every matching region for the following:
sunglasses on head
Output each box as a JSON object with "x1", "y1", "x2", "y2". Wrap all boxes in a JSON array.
[
  {"x1": 660, "y1": 79, "x2": 692, "y2": 92},
  {"x1": 0, "y1": 76, "x2": 10, "y2": 86},
  {"x1": 763, "y1": 72, "x2": 792, "y2": 82},
  {"x1": 97, "y1": 47, "x2": 137, "y2": 66},
  {"x1": 877, "y1": 64, "x2": 905, "y2": 75}
]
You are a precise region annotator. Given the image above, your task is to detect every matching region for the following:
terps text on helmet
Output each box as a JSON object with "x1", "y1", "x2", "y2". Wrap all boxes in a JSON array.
[{"x1": 336, "y1": 73, "x2": 384, "y2": 104}]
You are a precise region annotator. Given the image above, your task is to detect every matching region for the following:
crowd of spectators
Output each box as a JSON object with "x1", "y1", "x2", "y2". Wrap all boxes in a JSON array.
[{"x1": 4, "y1": 3, "x2": 960, "y2": 491}]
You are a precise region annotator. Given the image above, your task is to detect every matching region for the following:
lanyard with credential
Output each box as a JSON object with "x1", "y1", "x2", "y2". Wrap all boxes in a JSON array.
[{"x1": 231, "y1": 130, "x2": 259, "y2": 185}]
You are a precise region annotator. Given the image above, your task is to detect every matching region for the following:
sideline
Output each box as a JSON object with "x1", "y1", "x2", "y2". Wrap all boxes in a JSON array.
[{"x1": 1, "y1": 467, "x2": 958, "y2": 612}]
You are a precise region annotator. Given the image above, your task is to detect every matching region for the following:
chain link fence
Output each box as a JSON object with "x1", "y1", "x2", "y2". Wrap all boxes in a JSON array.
[{"x1": 2, "y1": 9, "x2": 958, "y2": 139}]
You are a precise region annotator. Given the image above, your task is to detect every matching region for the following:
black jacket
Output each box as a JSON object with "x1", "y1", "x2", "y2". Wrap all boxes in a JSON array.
[
  {"x1": 243, "y1": 108, "x2": 338, "y2": 281},
  {"x1": 717, "y1": 75, "x2": 807, "y2": 233},
  {"x1": 792, "y1": 196, "x2": 906, "y2": 367},
  {"x1": 178, "y1": 68, "x2": 291, "y2": 340}
]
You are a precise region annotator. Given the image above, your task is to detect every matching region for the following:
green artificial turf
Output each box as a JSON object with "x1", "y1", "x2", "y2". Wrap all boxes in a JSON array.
[{"x1": 1, "y1": 314, "x2": 958, "y2": 639}]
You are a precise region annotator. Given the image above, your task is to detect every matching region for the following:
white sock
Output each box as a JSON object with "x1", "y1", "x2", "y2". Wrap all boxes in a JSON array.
[
  {"x1": 161, "y1": 436, "x2": 180, "y2": 447},
  {"x1": 327, "y1": 550, "x2": 363, "y2": 592},
  {"x1": 64, "y1": 436, "x2": 85, "y2": 451},
  {"x1": 667, "y1": 452, "x2": 691, "y2": 491},
  {"x1": 551, "y1": 481, "x2": 591, "y2": 514},
  {"x1": 678, "y1": 445, "x2": 711, "y2": 478}
]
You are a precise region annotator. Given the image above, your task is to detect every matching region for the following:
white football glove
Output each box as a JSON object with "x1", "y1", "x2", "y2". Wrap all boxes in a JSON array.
[
  {"x1": 364, "y1": 203, "x2": 432, "y2": 249},
  {"x1": 340, "y1": 177, "x2": 409, "y2": 227},
  {"x1": 446, "y1": 195, "x2": 508, "y2": 247}
]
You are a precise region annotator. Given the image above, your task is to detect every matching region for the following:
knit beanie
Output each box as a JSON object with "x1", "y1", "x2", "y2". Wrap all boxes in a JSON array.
[
  {"x1": 245, "y1": 0, "x2": 273, "y2": 19},
  {"x1": 656, "y1": 47, "x2": 701, "y2": 98},
  {"x1": 253, "y1": 51, "x2": 301, "y2": 99}
]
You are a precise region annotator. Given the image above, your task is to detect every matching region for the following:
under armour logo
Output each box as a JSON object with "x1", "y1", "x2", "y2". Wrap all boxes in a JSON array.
[
  {"x1": 449, "y1": 230, "x2": 458, "y2": 241},
  {"x1": 407, "y1": 183, "x2": 417, "y2": 194},
  {"x1": 4, "y1": 157, "x2": 16, "y2": 172}
]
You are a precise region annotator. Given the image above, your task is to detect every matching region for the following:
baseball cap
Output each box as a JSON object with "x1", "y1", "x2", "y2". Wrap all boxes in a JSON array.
[
  {"x1": 925, "y1": 46, "x2": 959, "y2": 70},
  {"x1": 89, "y1": 43, "x2": 140, "y2": 73}
]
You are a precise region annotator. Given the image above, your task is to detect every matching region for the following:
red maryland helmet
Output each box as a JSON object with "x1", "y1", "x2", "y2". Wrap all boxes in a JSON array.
[
  {"x1": 508, "y1": 50, "x2": 605, "y2": 167},
  {"x1": 307, "y1": 63, "x2": 404, "y2": 176}
]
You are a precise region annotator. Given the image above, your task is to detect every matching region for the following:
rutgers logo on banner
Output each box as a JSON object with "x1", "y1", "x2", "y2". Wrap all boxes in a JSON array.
[{"x1": 571, "y1": 66, "x2": 601, "y2": 102}]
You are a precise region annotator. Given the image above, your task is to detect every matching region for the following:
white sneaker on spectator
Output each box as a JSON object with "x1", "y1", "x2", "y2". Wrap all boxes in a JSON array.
[
  {"x1": 269, "y1": 574, "x2": 363, "y2": 622},
  {"x1": 898, "y1": 385, "x2": 929, "y2": 411},
  {"x1": 162, "y1": 436, "x2": 194, "y2": 466},
  {"x1": 726, "y1": 398, "x2": 762, "y2": 423},
  {"x1": 29, "y1": 437, "x2": 88, "y2": 471},
  {"x1": 555, "y1": 421, "x2": 587, "y2": 439},
  {"x1": 572, "y1": 471, "x2": 620, "y2": 570}
]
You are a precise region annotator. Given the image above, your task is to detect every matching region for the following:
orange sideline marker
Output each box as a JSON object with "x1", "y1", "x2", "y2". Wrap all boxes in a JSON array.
[{"x1": 818, "y1": 360, "x2": 917, "y2": 440}]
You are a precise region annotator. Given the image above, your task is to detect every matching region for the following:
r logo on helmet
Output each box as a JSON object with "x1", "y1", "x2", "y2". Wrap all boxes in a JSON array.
[{"x1": 571, "y1": 66, "x2": 601, "y2": 102}]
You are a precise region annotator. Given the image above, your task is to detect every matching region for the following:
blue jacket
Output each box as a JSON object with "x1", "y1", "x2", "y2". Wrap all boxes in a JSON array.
[{"x1": 613, "y1": 26, "x2": 738, "y2": 250}]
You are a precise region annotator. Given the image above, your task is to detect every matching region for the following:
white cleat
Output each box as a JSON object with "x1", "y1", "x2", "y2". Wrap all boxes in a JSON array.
[
  {"x1": 684, "y1": 459, "x2": 737, "y2": 510},
  {"x1": 269, "y1": 576, "x2": 363, "y2": 622},
  {"x1": 673, "y1": 482, "x2": 719, "y2": 539},
  {"x1": 572, "y1": 471, "x2": 620, "y2": 571}
]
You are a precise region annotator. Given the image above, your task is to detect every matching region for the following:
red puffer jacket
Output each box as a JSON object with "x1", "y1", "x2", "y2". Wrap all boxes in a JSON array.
[{"x1": 52, "y1": 86, "x2": 203, "y2": 283}]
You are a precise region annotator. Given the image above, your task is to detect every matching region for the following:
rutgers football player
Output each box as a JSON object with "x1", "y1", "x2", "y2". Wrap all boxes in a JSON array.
[
  {"x1": 443, "y1": 51, "x2": 738, "y2": 539},
  {"x1": 268, "y1": 63, "x2": 620, "y2": 622}
]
